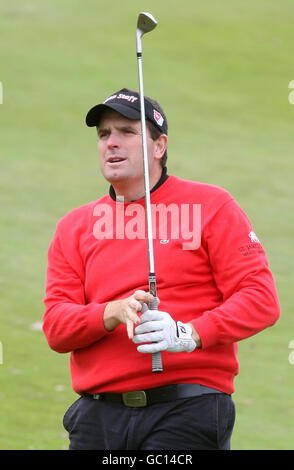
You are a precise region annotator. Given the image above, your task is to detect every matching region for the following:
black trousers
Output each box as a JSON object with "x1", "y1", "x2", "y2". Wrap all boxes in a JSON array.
[{"x1": 63, "y1": 393, "x2": 235, "y2": 450}]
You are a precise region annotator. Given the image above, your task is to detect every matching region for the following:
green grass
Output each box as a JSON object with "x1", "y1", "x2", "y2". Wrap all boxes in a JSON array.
[{"x1": 0, "y1": 0, "x2": 293, "y2": 450}]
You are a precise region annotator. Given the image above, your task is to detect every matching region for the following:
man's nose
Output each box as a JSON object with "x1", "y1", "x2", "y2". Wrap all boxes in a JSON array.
[{"x1": 107, "y1": 131, "x2": 120, "y2": 149}]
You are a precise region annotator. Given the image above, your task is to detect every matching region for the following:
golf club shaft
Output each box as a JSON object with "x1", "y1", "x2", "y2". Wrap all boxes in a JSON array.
[{"x1": 137, "y1": 42, "x2": 163, "y2": 373}]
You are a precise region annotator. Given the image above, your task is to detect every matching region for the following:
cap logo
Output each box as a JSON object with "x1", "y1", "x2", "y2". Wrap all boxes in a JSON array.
[
  {"x1": 153, "y1": 109, "x2": 164, "y2": 127},
  {"x1": 104, "y1": 93, "x2": 138, "y2": 104}
]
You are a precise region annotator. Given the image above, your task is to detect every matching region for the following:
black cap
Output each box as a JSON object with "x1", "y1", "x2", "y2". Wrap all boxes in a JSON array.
[{"x1": 85, "y1": 88, "x2": 168, "y2": 135}]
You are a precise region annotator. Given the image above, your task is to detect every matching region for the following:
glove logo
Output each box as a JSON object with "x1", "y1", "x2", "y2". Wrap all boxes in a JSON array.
[{"x1": 179, "y1": 325, "x2": 187, "y2": 334}]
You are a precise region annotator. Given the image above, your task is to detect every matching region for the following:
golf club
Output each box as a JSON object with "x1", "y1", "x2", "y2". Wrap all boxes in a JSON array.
[{"x1": 136, "y1": 12, "x2": 163, "y2": 373}]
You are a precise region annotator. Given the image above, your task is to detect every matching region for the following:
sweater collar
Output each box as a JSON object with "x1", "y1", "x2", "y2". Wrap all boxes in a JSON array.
[{"x1": 109, "y1": 167, "x2": 169, "y2": 202}]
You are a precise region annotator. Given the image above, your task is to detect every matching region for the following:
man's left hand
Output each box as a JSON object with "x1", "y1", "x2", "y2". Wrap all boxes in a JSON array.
[{"x1": 132, "y1": 309, "x2": 197, "y2": 354}]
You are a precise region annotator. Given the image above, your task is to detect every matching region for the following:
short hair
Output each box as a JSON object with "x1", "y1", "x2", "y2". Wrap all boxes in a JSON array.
[
  {"x1": 124, "y1": 88, "x2": 168, "y2": 168},
  {"x1": 146, "y1": 113, "x2": 168, "y2": 169}
]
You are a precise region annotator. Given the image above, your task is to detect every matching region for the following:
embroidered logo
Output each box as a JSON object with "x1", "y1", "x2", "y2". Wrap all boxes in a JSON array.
[
  {"x1": 104, "y1": 93, "x2": 138, "y2": 104},
  {"x1": 153, "y1": 109, "x2": 164, "y2": 127},
  {"x1": 248, "y1": 231, "x2": 260, "y2": 243}
]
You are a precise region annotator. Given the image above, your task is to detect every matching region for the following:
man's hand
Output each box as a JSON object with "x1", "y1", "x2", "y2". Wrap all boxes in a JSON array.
[
  {"x1": 132, "y1": 309, "x2": 197, "y2": 353},
  {"x1": 103, "y1": 290, "x2": 154, "y2": 339}
]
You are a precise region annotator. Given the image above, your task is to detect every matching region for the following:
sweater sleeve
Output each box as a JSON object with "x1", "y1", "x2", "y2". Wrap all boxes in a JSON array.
[
  {"x1": 191, "y1": 198, "x2": 280, "y2": 349},
  {"x1": 43, "y1": 230, "x2": 109, "y2": 353}
]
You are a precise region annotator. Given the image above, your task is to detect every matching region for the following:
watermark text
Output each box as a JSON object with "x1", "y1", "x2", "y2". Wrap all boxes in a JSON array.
[
  {"x1": 288, "y1": 80, "x2": 294, "y2": 104},
  {"x1": 93, "y1": 200, "x2": 201, "y2": 250},
  {"x1": 289, "y1": 340, "x2": 294, "y2": 365}
]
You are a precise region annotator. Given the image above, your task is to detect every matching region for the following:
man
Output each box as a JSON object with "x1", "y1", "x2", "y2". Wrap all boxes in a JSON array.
[{"x1": 43, "y1": 88, "x2": 280, "y2": 450}]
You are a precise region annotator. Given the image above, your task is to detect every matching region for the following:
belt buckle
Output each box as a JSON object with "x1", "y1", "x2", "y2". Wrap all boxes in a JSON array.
[{"x1": 122, "y1": 391, "x2": 147, "y2": 407}]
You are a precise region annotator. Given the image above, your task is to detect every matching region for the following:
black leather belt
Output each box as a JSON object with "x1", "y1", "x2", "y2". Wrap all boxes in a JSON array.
[{"x1": 84, "y1": 384, "x2": 223, "y2": 408}]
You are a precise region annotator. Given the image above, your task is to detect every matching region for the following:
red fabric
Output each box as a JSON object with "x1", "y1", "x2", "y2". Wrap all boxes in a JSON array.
[{"x1": 43, "y1": 175, "x2": 280, "y2": 395}]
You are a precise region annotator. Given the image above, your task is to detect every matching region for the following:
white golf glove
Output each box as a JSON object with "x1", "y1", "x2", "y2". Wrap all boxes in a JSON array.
[{"x1": 133, "y1": 307, "x2": 196, "y2": 354}]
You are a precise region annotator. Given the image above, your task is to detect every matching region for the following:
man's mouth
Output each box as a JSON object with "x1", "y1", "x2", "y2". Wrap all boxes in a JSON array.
[{"x1": 106, "y1": 156, "x2": 127, "y2": 164}]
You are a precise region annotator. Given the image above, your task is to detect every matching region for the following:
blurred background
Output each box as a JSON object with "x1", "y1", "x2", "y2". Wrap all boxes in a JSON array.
[{"x1": 0, "y1": 0, "x2": 293, "y2": 449}]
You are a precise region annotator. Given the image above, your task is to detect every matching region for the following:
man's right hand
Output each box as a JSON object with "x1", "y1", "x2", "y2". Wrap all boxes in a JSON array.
[{"x1": 103, "y1": 290, "x2": 154, "y2": 339}]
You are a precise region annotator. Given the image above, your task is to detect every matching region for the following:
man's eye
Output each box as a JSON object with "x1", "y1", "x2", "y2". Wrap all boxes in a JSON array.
[
  {"x1": 99, "y1": 131, "x2": 109, "y2": 138},
  {"x1": 123, "y1": 129, "x2": 138, "y2": 135}
]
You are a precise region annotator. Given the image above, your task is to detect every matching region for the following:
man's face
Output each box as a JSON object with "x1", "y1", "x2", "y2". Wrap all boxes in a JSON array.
[{"x1": 97, "y1": 109, "x2": 161, "y2": 190}]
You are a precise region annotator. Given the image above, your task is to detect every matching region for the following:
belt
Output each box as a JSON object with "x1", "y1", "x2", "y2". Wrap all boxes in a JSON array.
[{"x1": 84, "y1": 384, "x2": 223, "y2": 408}]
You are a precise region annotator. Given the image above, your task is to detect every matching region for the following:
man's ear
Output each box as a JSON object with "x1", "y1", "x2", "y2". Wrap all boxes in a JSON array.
[{"x1": 154, "y1": 134, "x2": 168, "y2": 161}]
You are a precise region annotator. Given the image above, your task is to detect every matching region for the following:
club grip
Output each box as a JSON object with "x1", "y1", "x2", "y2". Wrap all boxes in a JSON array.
[
  {"x1": 152, "y1": 351, "x2": 163, "y2": 373},
  {"x1": 149, "y1": 294, "x2": 163, "y2": 373},
  {"x1": 149, "y1": 296, "x2": 158, "y2": 310}
]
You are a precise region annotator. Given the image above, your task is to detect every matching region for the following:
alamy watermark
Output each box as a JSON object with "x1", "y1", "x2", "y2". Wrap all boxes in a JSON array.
[
  {"x1": 93, "y1": 199, "x2": 201, "y2": 250},
  {"x1": 0, "y1": 81, "x2": 2, "y2": 104},
  {"x1": 288, "y1": 80, "x2": 294, "y2": 104},
  {"x1": 289, "y1": 340, "x2": 294, "y2": 365},
  {"x1": 0, "y1": 341, "x2": 3, "y2": 365}
]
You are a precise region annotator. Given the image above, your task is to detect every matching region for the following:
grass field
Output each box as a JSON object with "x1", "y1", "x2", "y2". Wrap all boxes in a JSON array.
[{"x1": 0, "y1": 0, "x2": 294, "y2": 450}]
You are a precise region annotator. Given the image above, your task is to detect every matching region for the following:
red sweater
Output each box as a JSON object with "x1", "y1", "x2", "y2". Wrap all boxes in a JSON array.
[{"x1": 43, "y1": 175, "x2": 280, "y2": 395}]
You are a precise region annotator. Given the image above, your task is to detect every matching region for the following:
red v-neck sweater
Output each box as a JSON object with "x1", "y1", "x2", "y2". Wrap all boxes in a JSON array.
[{"x1": 43, "y1": 175, "x2": 280, "y2": 395}]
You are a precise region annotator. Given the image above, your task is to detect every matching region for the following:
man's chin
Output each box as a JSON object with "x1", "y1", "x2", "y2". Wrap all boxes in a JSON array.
[{"x1": 104, "y1": 171, "x2": 129, "y2": 184}]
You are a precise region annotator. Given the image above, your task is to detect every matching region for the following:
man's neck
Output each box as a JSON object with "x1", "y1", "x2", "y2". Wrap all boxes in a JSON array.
[{"x1": 109, "y1": 167, "x2": 168, "y2": 202}]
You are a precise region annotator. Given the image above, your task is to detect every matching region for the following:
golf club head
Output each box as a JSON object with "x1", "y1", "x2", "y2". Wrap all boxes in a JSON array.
[
  {"x1": 137, "y1": 12, "x2": 157, "y2": 35},
  {"x1": 136, "y1": 12, "x2": 157, "y2": 54}
]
